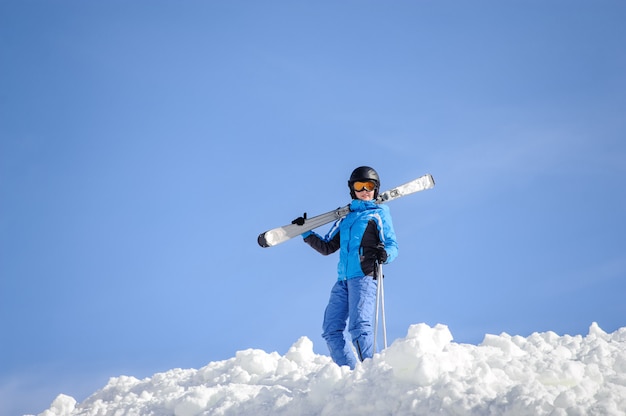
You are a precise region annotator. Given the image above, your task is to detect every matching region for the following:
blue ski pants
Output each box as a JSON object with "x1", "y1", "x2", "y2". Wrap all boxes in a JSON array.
[{"x1": 322, "y1": 275, "x2": 378, "y2": 369}]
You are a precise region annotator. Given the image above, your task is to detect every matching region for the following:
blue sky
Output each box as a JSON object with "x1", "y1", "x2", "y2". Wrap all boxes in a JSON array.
[{"x1": 1, "y1": 1, "x2": 625, "y2": 414}]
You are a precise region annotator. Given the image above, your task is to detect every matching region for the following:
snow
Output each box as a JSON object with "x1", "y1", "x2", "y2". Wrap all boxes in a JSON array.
[{"x1": 36, "y1": 323, "x2": 626, "y2": 416}]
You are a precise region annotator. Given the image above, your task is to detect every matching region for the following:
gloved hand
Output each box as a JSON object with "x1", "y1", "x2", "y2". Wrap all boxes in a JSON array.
[
  {"x1": 291, "y1": 212, "x2": 307, "y2": 226},
  {"x1": 375, "y1": 243, "x2": 388, "y2": 263},
  {"x1": 364, "y1": 243, "x2": 388, "y2": 263}
]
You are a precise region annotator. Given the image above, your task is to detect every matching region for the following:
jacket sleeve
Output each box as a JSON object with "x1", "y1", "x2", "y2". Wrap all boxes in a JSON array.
[
  {"x1": 303, "y1": 222, "x2": 341, "y2": 255},
  {"x1": 380, "y1": 206, "x2": 398, "y2": 263}
]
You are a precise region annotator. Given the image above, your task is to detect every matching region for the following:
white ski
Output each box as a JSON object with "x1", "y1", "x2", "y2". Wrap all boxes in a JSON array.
[{"x1": 258, "y1": 174, "x2": 435, "y2": 248}]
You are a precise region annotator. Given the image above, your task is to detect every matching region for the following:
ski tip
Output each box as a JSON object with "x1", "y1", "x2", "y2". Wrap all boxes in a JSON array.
[{"x1": 257, "y1": 233, "x2": 270, "y2": 248}]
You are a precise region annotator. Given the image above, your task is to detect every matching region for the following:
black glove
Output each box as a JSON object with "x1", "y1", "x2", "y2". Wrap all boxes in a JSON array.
[
  {"x1": 364, "y1": 243, "x2": 388, "y2": 263},
  {"x1": 373, "y1": 244, "x2": 387, "y2": 280},
  {"x1": 375, "y1": 243, "x2": 388, "y2": 263},
  {"x1": 291, "y1": 212, "x2": 307, "y2": 226}
]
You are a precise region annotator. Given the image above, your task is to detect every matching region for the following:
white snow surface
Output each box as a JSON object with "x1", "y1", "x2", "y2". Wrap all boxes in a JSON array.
[{"x1": 36, "y1": 323, "x2": 626, "y2": 416}]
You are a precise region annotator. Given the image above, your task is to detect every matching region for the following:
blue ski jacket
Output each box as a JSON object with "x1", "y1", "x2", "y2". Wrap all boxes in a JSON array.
[{"x1": 303, "y1": 199, "x2": 398, "y2": 280}]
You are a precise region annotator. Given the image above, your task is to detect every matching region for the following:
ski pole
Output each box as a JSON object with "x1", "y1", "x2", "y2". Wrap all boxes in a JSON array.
[
  {"x1": 380, "y1": 262, "x2": 387, "y2": 349},
  {"x1": 373, "y1": 262, "x2": 387, "y2": 353}
]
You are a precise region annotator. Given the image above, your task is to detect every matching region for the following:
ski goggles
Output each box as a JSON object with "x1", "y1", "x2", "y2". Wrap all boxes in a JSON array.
[{"x1": 352, "y1": 181, "x2": 377, "y2": 192}]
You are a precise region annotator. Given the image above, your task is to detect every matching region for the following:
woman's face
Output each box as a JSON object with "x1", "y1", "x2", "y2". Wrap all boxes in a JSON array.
[{"x1": 355, "y1": 188, "x2": 375, "y2": 201}]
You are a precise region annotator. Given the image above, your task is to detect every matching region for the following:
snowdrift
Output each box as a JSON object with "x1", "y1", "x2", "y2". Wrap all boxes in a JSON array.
[{"x1": 37, "y1": 323, "x2": 626, "y2": 416}]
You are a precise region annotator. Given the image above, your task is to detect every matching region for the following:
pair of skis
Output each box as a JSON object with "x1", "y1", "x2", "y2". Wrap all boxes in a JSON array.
[{"x1": 257, "y1": 173, "x2": 435, "y2": 248}]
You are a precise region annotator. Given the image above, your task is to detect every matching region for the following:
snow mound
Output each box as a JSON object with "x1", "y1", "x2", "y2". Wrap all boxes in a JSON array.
[{"x1": 37, "y1": 323, "x2": 626, "y2": 416}]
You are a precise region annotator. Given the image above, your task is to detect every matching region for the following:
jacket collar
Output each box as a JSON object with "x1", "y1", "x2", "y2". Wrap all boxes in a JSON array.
[{"x1": 350, "y1": 199, "x2": 378, "y2": 212}]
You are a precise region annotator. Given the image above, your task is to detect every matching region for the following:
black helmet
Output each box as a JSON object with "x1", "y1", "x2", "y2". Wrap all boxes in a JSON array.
[{"x1": 348, "y1": 166, "x2": 380, "y2": 199}]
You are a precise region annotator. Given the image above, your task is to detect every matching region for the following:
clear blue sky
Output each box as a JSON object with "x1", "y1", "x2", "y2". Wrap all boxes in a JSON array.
[{"x1": 1, "y1": 1, "x2": 625, "y2": 415}]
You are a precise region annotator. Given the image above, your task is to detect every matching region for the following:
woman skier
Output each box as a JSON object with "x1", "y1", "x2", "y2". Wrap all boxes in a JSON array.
[{"x1": 296, "y1": 166, "x2": 398, "y2": 369}]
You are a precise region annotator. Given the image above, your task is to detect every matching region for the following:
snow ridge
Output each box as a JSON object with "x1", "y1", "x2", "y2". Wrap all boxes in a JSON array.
[{"x1": 38, "y1": 323, "x2": 626, "y2": 416}]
